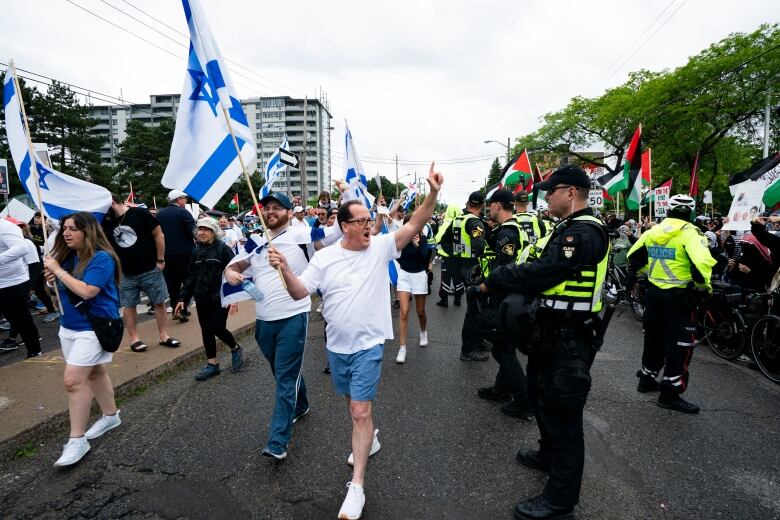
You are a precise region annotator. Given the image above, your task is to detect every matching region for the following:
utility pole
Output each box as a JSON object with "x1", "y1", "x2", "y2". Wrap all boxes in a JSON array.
[
  {"x1": 507, "y1": 136, "x2": 511, "y2": 164},
  {"x1": 763, "y1": 82, "x2": 772, "y2": 159},
  {"x1": 300, "y1": 96, "x2": 308, "y2": 201},
  {"x1": 395, "y1": 154, "x2": 399, "y2": 198}
]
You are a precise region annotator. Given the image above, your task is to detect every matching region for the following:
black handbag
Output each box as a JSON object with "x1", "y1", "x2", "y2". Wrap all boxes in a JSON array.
[{"x1": 63, "y1": 285, "x2": 124, "y2": 353}]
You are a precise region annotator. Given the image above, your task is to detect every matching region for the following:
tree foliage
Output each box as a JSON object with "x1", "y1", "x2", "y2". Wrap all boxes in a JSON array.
[
  {"x1": 113, "y1": 119, "x2": 175, "y2": 206},
  {"x1": 514, "y1": 24, "x2": 780, "y2": 210}
]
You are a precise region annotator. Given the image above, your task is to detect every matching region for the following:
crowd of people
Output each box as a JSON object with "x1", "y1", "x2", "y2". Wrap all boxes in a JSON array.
[{"x1": 1, "y1": 162, "x2": 779, "y2": 519}]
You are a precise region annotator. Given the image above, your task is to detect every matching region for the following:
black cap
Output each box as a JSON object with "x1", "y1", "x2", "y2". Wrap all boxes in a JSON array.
[
  {"x1": 536, "y1": 165, "x2": 590, "y2": 191},
  {"x1": 259, "y1": 192, "x2": 292, "y2": 209},
  {"x1": 514, "y1": 192, "x2": 529, "y2": 203},
  {"x1": 468, "y1": 191, "x2": 485, "y2": 205},
  {"x1": 487, "y1": 189, "x2": 514, "y2": 205}
]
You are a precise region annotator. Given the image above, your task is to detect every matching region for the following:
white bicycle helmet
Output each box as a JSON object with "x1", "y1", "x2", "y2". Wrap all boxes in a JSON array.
[{"x1": 668, "y1": 194, "x2": 695, "y2": 211}]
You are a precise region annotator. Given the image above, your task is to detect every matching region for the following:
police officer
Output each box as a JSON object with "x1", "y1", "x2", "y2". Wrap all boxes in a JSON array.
[
  {"x1": 451, "y1": 191, "x2": 489, "y2": 361},
  {"x1": 486, "y1": 166, "x2": 610, "y2": 520},
  {"x1": 469, "y1": 189, "x2": 532, "y2": 416},
  {"x1": 514, "y1": 191, "x2": 550, "y2": 244},
  {"x1": 434, "y1": 204, "x2": 464, "y2": 307},
  {"x1": 627, "y1": 194, "x2": 716, "y2": 414}
]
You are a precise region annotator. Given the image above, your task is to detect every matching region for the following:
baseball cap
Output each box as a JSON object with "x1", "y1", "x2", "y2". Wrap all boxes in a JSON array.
[
  {"x1": 536, "y1": 165, "x2": 590, "y2": 191},
  {"x1": 468, "y1": 191, "x2": 485, "y2": 205},
  {"x1": 514, "y1": 192, "x2": 529, "y2": 203},
  {"x1": 259, "y1": 192, "x2": 292, "y2": 210},
  {"x1": 168, "y1": 189, "x2": 188, "y2": 200},
  {"x1": 486, "y1": 189, "x2": 514, "y2": 205},
  {"x1": 293, "y1": 205, "x2": 304, "y2": 213}
]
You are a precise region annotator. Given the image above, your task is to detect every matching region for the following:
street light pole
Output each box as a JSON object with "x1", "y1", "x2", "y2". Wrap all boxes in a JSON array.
[{"x1": 484, "y1": 138, "x2": 512, "y2": 165}]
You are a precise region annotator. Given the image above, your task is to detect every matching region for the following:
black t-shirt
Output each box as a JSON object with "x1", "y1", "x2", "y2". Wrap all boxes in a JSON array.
[{"x1": 104, "y1": 207, "x2": 160, "y2": 276}]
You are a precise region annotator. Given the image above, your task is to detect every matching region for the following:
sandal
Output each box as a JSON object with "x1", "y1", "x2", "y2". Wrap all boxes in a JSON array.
[
  {"x1": 159, "y1": 338, "x2": 181, "y2": 348},
  {"x1": 130, "y1": 341, "x2": 147, "y2": 353}
]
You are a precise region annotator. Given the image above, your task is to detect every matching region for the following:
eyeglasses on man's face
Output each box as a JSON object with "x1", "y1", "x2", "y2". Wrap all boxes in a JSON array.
[
  {"x1": 547, "y1": 185, "x2": 575, "y2": 195},
  {"x1": 345, "y1": 217, "x2": 375, "y2": 227}
]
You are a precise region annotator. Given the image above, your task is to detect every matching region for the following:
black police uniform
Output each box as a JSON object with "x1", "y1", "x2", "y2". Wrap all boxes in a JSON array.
[
  {"x1": 487, "y1": 207, "x2": 608, "y2": 511},
  {"x1": 454, "y1": 211, "x2": 487, "y2": 357},
  {"x1": 471, "y1": 216, "x2": 530, "y2": 405}
]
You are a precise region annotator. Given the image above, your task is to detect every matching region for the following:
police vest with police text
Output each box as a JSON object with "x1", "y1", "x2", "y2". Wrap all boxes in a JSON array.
[
  {"x1": 513, "y1": 212, "x2": 549, "y2": 244},
  {"x1": 451, "y1": 213, "x2": 481, "y2": 259}
]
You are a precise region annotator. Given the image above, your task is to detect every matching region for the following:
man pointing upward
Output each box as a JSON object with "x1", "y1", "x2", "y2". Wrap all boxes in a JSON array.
[{"x1": 269, "y1": 163, "x2": 443, "y2": 520}]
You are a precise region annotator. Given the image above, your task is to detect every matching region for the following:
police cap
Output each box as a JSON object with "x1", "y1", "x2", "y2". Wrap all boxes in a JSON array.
[
  {"x1": 468, "y1": 191, "x2": 485, "y2": 205},
  {"x1": 487, "y1": 189, "x2": 514, "y2": 205},
  {"x1": 536, "y1": 165, "x2": 590, "y2": 190}
]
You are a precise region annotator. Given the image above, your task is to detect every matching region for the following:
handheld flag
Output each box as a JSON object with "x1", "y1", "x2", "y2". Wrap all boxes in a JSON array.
[
  {"x1": 689, "y1": 151, "x2": 700, "y2": 197},
  {"x1": 402, "y1": 182, "x2": 417, "y2": 210},
  {"x1": 344, "y1": 124, "x2": 375, "y2": 209},
  {"x1": 228, "y1": 193, "x2": 239, "y2": 210},
  {"x1": 3, "y1": 63, "x2": 111, "y2": 221},
  {"x1": 623, "y1": 126, "x2": 645, "y2": 210},
  {"x1": 162, "y1": 0, "x2": 256, "y2": 208},
  {"x1": 500, "y1": 149, "x2": 533, "y2": 191},
  {"x1": 259, "y1": 135, "x2": 290, "y2": 198}
]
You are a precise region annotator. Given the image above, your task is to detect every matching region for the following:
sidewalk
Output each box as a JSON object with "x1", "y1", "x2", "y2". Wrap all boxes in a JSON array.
[{"x1": 0, "y1": 301, "x2": 256, "y2": 461}]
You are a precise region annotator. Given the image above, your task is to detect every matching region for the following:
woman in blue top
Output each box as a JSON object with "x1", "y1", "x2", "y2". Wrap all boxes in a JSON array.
[{"x1": 43, "y1": 212, "x2": 122, "y2": 467}]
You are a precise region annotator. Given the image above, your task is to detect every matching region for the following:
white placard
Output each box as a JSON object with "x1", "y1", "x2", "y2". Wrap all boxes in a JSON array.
[
  {"x1": 0, "y1": 197, "x2": 36, "y2": 223},
  {"x1": 722, "y1": 183, "x2": 765, "y2": 231},
  {"x1": 0, "y1": 158, "x2": 8, "y2": 195},
  {"x1": 654, "y1": 186, "x2": 670, "y2": 218},
  {"x1": 703, "y1": 190, "x2": 713, "y2": 204}
]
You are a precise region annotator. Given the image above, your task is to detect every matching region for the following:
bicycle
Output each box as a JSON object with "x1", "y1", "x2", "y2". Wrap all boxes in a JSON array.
[
  {"x1": 604, "y1": 253, "x2": 646, "y2": 322},
  {"x1": 750, "y1": 287, "x2": 780, "y2": 384}
]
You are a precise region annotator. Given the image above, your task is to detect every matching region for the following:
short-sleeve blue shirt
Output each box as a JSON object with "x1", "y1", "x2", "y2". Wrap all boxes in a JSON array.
[{"x1": 59, "y1": 250, "x2": 121, "y2": 332}]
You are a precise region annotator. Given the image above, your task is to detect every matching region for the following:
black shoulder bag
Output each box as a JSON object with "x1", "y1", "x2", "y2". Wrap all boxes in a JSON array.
[{"x1": 62, "y1": 264, "x2": 124, "y2": 353}]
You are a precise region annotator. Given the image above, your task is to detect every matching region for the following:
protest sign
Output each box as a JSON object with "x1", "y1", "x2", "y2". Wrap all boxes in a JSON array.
[
  {"x1": 654, "y1": 186, "x2": 670, "y2": 217},
  {"x1": 722, "y1": 183, "x2": 764, "y2": 231}
]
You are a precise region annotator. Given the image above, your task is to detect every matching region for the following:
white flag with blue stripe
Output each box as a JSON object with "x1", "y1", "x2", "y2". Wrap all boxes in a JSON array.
[
  {"x1": 3, "y1": 65, "x2": 111, "y2": 221},
  {"x1": 162, "y1": 0, "x2": 257, "y2": 208},
  {"x1": 259, "y1": 135, "x2": 290, "y2": 198},
  {"x1": 344, "y1": 124, "x2": 375, "y2": 209}
]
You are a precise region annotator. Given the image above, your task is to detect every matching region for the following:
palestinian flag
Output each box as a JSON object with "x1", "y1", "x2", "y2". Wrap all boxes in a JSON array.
[
  {"x1": 125, "y1": 188, "x2": 135, "y2": 204},
  {"x1": 689, "y1": 151, "x2": 700, "y2": 197},
  {"x1": 763, "y1": 177, "x2": 780, "y2": 208},
  {"x1": 624, "y1": 127, "x2": 645, "y2": 210},
  {"x1": 729, "y1": 152, "x2": 780, "y2": 187},
  {"x1": 228, "y1": 193, "x2": 239, "y2": 211},
  {"x1": 500, "y1": 149, "x2": 533, "y2": 191},
  {"x1": 641, "y1": 178, "x2": 672, "y2": 205}
]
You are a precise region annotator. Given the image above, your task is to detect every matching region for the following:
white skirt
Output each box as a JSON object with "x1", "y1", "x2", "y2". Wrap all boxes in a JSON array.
[
  {"x1": 59, "y1": 327, "x2": 113, "y2": 367},
  {"x1": 396, "y1": 268, "x2": 429, "y2": 295}
]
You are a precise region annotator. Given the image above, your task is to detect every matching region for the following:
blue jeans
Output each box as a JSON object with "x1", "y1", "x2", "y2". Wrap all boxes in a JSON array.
[{"x1": 255, "y1": 312, "x2": 309, "y2": 452}]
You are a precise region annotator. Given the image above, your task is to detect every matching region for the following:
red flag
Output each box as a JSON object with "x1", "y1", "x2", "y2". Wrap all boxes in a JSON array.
[
  {"x1": 689, "y1": 151, "x2": 699, "y2": 197},
  {"x1": 641, "y1": 149, "x2": 651, "y2": 184},
  {"x1": 125, "y1": 190, "x2": 134, "y2": 204}
]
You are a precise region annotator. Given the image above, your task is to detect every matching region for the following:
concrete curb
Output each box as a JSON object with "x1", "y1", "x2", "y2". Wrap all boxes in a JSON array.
[{"x1": 0, "y1": 323, "x2": 256, "y2": 463}]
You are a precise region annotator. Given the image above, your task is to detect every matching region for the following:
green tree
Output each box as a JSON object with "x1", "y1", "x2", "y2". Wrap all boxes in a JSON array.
[
  {"x1": 114, "y1": 119, "x2": 175, "y2": 206},
  {"x1": 487, "y1": 157, "x2": 503, "y2": 188}
]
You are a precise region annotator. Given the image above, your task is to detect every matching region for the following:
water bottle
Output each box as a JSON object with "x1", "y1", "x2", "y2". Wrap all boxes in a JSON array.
[{"x1": 242, "y1": 279, "x2": 265, "y2": 301}]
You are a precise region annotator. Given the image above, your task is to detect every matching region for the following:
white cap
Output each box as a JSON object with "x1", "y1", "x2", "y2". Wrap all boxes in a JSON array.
[
  {"x1": 293, "y1": 206, "x2": 304, "y2": 213},
  {"x1": 168, "y1": 189, "x2": 187, "y2": 200}
]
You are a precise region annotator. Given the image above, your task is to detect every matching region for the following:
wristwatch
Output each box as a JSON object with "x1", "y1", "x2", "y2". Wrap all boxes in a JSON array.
[{"x1": 157, "y1": 259, "x2": 166, "y2": 263}]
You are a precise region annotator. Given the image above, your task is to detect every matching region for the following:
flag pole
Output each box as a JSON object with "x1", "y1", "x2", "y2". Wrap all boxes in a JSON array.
[
  {"x1": 129, "y1": 181, "x2": 133, "y2": 204},
  {"x1": 9, "y1": 61, "x2": 63, "y2": 309},
  {"x1": 648, "y1": 148, "x2": 653, "y2": 221},
  {"x1": 153, "y1": 196, "x2": 158, "y2": 211},
  {"x1": 219, "y1": 106, "x2": 286, "y2": 287}
]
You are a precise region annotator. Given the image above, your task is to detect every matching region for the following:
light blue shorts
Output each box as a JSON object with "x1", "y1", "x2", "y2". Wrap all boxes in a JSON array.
[{"x1": 327, "y1": 344, "x2": 384, "y2": 401}]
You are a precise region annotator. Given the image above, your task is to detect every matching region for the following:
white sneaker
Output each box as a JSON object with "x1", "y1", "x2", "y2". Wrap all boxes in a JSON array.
[
  {"x1": 395, "y1": 346, "x2": 407, "y2": 364},
  {"x1": 53, "y1": 437, "x2": 90, "y2": 467},
  {"x1": 419, "y1": 330, "x2": 428, "y2": 347},
  {"x1": 347, "y1": 429, "x2": 380, "y2": 466},
  {"x1": 337, "y1": 482, "x2": 365, "y2": 520},
  {"x1": 85, "y1": 410, "x2": 121, "y2": 440}
]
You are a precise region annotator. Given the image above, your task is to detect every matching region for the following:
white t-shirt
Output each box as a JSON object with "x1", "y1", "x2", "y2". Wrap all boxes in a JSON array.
[
  {"x1": 299, "y1": 232, "x2": 401, "y2": 354},
  {"x1": 221, "y1": 227, "x2": 240, "y2": 253},
  {"x1": 249, "y1": 230, "x2": 312, "y2": 321},
  {"x1": 290, "y1": 217, "x2": 309, "y2": 228},
  {"x1": 0, "y1": 219, "x2": 30, "y2": 288},
  {"x1": 23, "y1": 239, "x2": 39, "y2": 265}
]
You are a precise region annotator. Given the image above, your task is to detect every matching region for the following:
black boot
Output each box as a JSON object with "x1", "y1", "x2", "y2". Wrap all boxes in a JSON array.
[
  {"x1": 477, "y1": 385, "x2": 511, "y2": 402},
  {"x1": 515, "y1": 449, "x2": 551, "y2": 472},
  {"x1": 435, "y1": 299, "x2": 448, "y2": 307},
  {"x1": 513, "y1": 495, "x2": 574, "y2": 520},
  {"x1": 501, "y1": 397, "x2": 534, "y2": 418},
  {"x1": 453, "y1": 295, "x2": 462, "y2": 306},
  {"x1": 657, "y1": 392, "x2": 700, "y2": 414},
  {"x1": 637, "y1": 375, "x2": 660, "y2": 393}
]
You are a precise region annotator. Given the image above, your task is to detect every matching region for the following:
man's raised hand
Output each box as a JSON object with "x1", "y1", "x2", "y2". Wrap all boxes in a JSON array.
[{"x1": 427, "y1": 161, "x2": 443, "y2": 193}]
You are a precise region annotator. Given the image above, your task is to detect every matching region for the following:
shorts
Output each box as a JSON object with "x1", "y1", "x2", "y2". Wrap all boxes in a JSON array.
[
  {"x1": 59, "y1": 326, "x2": 113, "y2": 366},
  {"x1": 396, "y1": 269, "x2": 428, "y2": 295},
  {"x1": 119, "y1": 268, "x2": 168, "y2": 307},
  {"x1": 327, "y1": 344, "x2": 384, "y2": 401}
]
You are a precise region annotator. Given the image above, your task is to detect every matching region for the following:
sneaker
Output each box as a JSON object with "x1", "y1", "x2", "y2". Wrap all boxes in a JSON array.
[
  {"x1": 347, "y1": 429, "x2": 380, "y2": 466},
  {"x1": 293, "y1": 407, "x2": 310, "y2": 423},
  {"x1": 84, "y1": 410, "x2": 121, "y2": 440},
  {"x1": 261, "y1": 447, "x2": 287, "y2": 460},
  {"x1": 502, "y1": 398, "x2": 535, "y2": 418},
  {"x1": 34, "y1": 303, "x2": 46, "y2": 311},
  {"x1": 0, "y1": 319, "x2": 10, "y2": 331},
  {"x1": 337, "y1": 482, "x2": 365, "y2": 520},
  {"x1": 146, "y1": 306, "x2": 155, "y2": 315},
  {"x1": 396, "y1": 346, "x2": 407, "y2": 364},
  {"x1": 316, "y1": 303, "x2": 323, "y2": 314},
  {"x1": 657, "y1": 393, "x2": 700, "y2": 414},
  {"x1": 172, "y1": 312, "x2": 189, "y2": 323},
  {"x1": 0, "y1": 338, "x2": 19, "y2": 352},
  {"x1": 43, "y1": 312, "x2": 60, "y2": 323},
  {"x1": 515, "y1": 448, "x2": 551, "y2": 472},
  {"x1": 419, "y1": 331, "x2": 428, "y2": 347},
  {"x1": 477, "y1": 386, "x2": 512, "y2": 402},
  {"x1": 231, "y1": 346, "x2": 244, "y2": 372},
  {"x1": 195, "y1": 363, "x2": 220, "y2": 381},
  {"x1": 459, "y1": 351, "x2": 489, "y2": 362},
  {"x1": 53, "y1": 437, "x2": 90, "y2": 467},
  {"x1": 166, "y1": 306, "x2": 173, "y2": 313}
]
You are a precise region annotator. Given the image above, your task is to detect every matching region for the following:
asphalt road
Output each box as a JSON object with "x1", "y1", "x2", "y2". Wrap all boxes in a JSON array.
[{"x1": 1, "y1": 272, "x2": 779, "y2": 520}]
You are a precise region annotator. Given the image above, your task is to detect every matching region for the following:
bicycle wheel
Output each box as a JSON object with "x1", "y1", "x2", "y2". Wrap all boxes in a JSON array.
[
  {"x1": 696, "y1": 300, "x2": 743, "y2": 360},
  {"x1": 628, "y1": 281, "x2": 645, "y2": 321},
  {"x1": 751, "y1": 315, "x2": 780, "y2": 384}
]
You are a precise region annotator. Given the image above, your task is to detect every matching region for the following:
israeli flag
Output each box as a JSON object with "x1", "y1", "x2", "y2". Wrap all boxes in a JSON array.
[
  {"x1": 3, "y1": 65, "x2": 111, "y2": 221},
  {"x1": 344, "y1": 124, "x2": 375, "y2": 209},
  {"x1": 259, "y1": 135, "x2": 290, "y2": 198},
  {"x1": 402, "y1": 182, "x2": 417, "y2": 210},
  {"x1": 162, "y1": 0, "x2": 257, "y2": 209}
]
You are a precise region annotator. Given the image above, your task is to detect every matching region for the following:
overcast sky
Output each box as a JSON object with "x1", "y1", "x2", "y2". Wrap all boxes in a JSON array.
[{"x1": 1, "y1": 0, "x2": 776, "y2": 203}]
